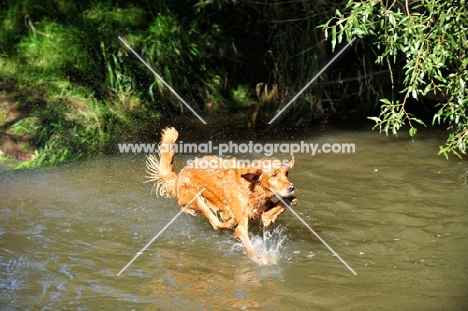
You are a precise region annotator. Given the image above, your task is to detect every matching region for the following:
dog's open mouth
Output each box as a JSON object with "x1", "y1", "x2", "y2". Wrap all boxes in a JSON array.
[{"x1": 282, "y1": 192, "x2": 294, "y2": 198}]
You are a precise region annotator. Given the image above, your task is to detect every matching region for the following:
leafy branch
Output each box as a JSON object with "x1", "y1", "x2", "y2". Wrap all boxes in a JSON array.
[{"x1": 319, "y1": 0, "x2": 468, "y2": 157}]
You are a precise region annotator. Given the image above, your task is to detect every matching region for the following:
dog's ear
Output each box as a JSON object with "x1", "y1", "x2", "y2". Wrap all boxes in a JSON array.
[
  {"x1": 287, "y1": 156, "x2": 294, "y2": 169},
  {"x1": 241, "y1": 169, "x2": 262, "y2": 183}
]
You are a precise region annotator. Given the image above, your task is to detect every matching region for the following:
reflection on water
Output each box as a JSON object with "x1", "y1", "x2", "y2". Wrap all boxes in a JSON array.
[{"x1": 1, "y1": 125, "x2": 468, "y2": 310}]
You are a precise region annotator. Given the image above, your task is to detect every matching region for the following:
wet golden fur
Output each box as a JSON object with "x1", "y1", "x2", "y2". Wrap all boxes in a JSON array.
[{"x1": 146, "y1": 127, "x2": 297, "y2": 263}]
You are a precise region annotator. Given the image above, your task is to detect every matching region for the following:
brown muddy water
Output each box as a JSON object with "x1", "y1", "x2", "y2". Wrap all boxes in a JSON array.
[{"x1": 1, "y1": 124, "x2": 467, "y2": 310}]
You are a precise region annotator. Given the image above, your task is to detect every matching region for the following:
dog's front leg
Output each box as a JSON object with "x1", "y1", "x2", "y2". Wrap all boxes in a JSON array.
[
  {"x1": 261, "y1": 196, "x2": 298, "y2": 227},
  {"x1": 234, "y1": 218, "x2": 264, "y2": 263}
]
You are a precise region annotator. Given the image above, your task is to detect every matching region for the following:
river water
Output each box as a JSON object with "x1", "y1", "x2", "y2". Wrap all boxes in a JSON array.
[{"x1": 1, "y1": 124, "x2": 467, "y2": 310}]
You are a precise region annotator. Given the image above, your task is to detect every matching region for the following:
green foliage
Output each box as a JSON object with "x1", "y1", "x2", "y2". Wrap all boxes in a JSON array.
[
  {"x1": 9, "y1": 117, "x2": 40, "y2": 137},
  {"x1": 2, "y1": 0, "x2": 465, "y2": 167},
  {"x1": 0, "y1": 0, "x2": 239, "y2": 167},
  {"x1": 0, "y1": 11, "x2": 114, "y2": 167},
  {"x1": 12, "y1": 91, "x2": 110, "y2": 169},
  {"x1": 17, "y1": 21, "x2": 81, "y2": 73},
  {"x1": 231, "y1": 85, "x2": 250, "y2": 104},
  {"x1": 140, "y1": 13, "x2": 206, "y2": 112},
  {"x1": 214, "y1": 0, "x2": 384, "y2": 125},
  {"x1": 321, "y1": 0, "x2": 468, "y2": 157}
]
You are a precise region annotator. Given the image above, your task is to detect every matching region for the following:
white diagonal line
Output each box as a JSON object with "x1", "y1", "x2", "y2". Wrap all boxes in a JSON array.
[
  {"x1": 271, "y1": 190, "x2": 357, "y2": 275},
  {"x1": 118, "y1": 36, "x2": 207, "y2": 124},
  {"x1": 268, "y1": 37, "x2": 356, "y2": 124},
  {"x1": 117, "y1": 188, "x2": 205, "y2": 276}
]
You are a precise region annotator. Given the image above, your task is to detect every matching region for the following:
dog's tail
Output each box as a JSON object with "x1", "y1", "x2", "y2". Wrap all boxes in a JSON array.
[{"x1": 146, "y1": 127, "x2": 178, "y2": 197}]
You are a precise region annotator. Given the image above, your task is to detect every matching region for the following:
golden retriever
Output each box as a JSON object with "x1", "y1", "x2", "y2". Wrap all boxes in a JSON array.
[{"x1": 146, "y1": 127, "x2": 297, "y2": 263}]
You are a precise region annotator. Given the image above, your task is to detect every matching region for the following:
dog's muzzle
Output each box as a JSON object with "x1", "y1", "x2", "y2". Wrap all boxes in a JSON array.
[{"x1": 284, "y1": 183, "x2": 295, "y2": 197}]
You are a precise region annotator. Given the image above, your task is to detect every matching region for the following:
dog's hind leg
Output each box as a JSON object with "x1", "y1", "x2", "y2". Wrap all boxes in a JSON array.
[{"x1": 191, "y1": 196, "x2": 236, "y2": 230}]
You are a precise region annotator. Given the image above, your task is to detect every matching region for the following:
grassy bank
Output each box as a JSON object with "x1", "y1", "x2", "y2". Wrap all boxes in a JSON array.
[{"x1": 0, "y1": 1, "x2": 218, "y2": 168}]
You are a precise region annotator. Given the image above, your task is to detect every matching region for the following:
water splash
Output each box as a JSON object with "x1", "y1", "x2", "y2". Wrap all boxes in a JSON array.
[{"x1": 231, "y1": 226, "x2": 288, "y2": 265}]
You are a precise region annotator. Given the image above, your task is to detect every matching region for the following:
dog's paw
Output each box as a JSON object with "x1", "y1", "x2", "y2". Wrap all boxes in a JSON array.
[
  {"x1": 215, "y1": 218, "x2": 237, "y2": 229},
  {"x1": 290, "y1": 197, "x2": 298, "y2": 206},
  {"x1": 282, "y1": 196, "x2": 297, "y2": 206},
  {"x1": 250, "y1": 253, "x2": 276, "y2": 266},
  {"x1": 249, "y1": 253, "x2": 267, "y2": 265},
  {"x1": 261, "y1": 215, "x2": 273, "y2": 228},
  {"x1": 185, "y1": 209, "x2": 197, "y2": 216},
  {"x1": 227, "y1": 218, "x2": 237, "y2": 228}
]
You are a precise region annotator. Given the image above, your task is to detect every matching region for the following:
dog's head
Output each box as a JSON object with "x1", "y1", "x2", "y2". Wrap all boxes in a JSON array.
[{"x1": 241, "y1": 157, "x2": 295, "y2": 197}]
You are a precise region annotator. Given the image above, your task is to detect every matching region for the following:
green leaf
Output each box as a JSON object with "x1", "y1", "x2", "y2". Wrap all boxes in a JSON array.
[
  {"x1": 367, "y1": 116, "x2": 381, "y2": 123},
  {"x1": 413, "y1": 118, "x2": 426, "y2": 126}
]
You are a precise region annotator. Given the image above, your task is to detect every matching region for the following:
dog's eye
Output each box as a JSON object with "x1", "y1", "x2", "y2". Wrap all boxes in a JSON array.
[
  {"x1": 285, "y1": 171, "x2": 289, "y2": 177},
  {"x1": 272, "y1": 173, "x2": 277, "y2": 178}
]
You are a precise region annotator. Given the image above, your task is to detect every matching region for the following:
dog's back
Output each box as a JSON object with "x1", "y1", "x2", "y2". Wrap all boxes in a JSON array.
[{"x1": 175, "y1": 157, "x2": 267, "y2": 221}]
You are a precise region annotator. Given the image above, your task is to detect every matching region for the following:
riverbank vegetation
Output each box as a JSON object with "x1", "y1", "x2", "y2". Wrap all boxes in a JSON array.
[
  {"x1": 0, "y1": 0, "x2": 466, "y2": 168},
  {"x1": 320, "y1": 0, "x2": 468, "y2": 158}
]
